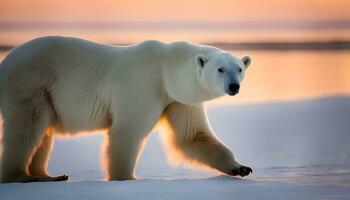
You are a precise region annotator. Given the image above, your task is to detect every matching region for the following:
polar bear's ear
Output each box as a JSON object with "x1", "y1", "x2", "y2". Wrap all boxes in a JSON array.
[
  {"x1": 195, "y1": 54, "x2": 208, "y2": 68},
  {"x1": 242, "y1": 56, "x2": 251, "y2": 69}
]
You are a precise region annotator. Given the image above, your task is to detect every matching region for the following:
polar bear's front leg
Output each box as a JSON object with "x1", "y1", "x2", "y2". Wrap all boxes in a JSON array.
[
  {"x1": 175, "y1": 131, "x2": 252, "y2": 177},
  {"x1": 104, "y1": 102, "x2": 163, "y2": 181},
  {"x1": 105, "y1": 128, "x2": 147, "y2": 181},
  {"x1": 161, "y1": 102, "x2": 252, "y2": 177}
]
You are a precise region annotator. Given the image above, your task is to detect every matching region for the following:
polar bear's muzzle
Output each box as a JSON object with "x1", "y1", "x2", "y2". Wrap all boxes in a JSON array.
[{"x1": 227, "y1": 83, "x2": 240, "y2": 96}]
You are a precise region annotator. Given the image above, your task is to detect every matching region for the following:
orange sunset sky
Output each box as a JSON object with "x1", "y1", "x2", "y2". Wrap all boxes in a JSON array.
[
  {"x1": 0, "y1": 0, "x2": 349, "y2": 23},
  {"x1": 1, "y1": 0, "x2": 350, "y2": 107}
]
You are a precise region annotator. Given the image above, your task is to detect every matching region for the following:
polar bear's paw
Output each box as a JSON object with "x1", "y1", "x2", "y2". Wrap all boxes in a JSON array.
[
  {"x1": 17, "y1": 174, "x2": 69, "y2": 183},
  {"x1": 231, "y1": 166, "x2": 253, "y2": 177}
]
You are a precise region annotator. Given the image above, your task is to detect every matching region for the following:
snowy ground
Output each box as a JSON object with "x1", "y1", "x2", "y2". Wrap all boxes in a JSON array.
[{"x1": 0, "y1": 96, "x2": 350, "y2": 199}]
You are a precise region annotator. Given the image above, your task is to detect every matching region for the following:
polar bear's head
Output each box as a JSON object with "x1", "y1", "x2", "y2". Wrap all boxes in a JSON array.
[{"x1": 195, "y1": 52, "x2": 251, "y2": 96}]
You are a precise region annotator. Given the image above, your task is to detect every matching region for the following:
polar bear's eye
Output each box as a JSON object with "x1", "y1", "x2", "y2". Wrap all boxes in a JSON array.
[
  {"x1": 218, "y1": 68, "x2": 224, "y2": 73},
  {"x1": 238, "y1": 68, "x2": 243, "y2": 73}
]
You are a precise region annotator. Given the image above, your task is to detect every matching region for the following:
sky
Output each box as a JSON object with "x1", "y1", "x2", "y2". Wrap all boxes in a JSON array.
[
  {"x1": 0, "y1": 0, "x2": 349, "y2": 23},
  {"x1": 0, "y1": 0, "x2": 349, "y2": 106}
]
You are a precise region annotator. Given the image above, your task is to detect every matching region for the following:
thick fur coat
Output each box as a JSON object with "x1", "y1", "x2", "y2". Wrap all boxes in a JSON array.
[{"x1": 0, "y1": 36, "x2": 252, "y2": 183}]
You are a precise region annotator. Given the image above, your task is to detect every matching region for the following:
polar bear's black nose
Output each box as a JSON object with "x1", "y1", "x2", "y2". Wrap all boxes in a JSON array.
[{"x1": 229, "y1": 83, "x2": 240, "y2": 93}]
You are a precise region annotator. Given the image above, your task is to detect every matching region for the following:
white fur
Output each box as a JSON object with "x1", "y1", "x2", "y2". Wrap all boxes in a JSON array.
[{"x1": 0, "y1": 36, "x2": 251, "y2": 182}]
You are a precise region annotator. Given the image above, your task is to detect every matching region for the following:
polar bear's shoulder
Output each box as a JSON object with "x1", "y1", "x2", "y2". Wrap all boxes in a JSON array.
[
  {"x1": 169, "y1": 41, "x2": 221, "y2": 55},
  {"x1": 134, "y1": 40, "x2": 219, "y2": 53},
  {"x1": 137, "y1": 40, "x2": 166, "y2": 47}
]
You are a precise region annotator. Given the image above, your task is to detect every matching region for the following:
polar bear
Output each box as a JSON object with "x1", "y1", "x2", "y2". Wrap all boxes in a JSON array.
[{"x1": 0, "y1": 36, "x2": 252, "y2": 183}]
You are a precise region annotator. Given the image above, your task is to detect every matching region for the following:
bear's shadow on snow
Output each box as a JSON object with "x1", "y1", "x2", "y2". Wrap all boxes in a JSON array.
[{"x1": 137, "y1": 175, "x2": 254, "y2": 183}]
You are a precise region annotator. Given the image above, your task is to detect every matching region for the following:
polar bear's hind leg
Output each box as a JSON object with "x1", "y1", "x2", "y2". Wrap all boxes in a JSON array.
[
  {"x1": 28, "y1": 133, "x2": 68, "y2": 181},
  {"x1": 28, "y1": 134, "x2": 53, "y2": 177},
  {"x1": 0, "y1": 91, "x2": 67, "y2": 183}
]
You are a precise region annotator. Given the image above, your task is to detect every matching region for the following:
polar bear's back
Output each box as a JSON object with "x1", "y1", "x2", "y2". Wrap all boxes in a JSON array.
[
  {"x1": 0, "y1": 37, "x2": 220, "y2": 134},
  {"x1": 0, "y1": 37, "x2": 170, "y2": 133},
  {"x1": 0, "y1": 37, "x2": 123, "y2": 133},
  {"x1": 0, "y1": 36, "x2": 119, "y2": 91},
  {"x1": 0, "y1": 36, "x2": 216, "y2": 76}
]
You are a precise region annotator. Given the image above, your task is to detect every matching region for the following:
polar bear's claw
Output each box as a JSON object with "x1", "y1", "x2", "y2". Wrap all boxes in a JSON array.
[
  {"x1": 239, "y1": 166, "x2": 253, "y2": 177},
  {"x1": 53, "y1": 175, "x2": 69, "y2": 181},
  {"x1": 231, "y1": 166, "x2": 253, "y2": 177}
]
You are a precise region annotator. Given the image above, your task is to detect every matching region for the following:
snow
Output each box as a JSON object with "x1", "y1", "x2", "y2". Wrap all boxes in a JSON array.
[
  {"x1": 1, "y1": 177, "x2": 348, "y2": 200},
  {"x1": 1, "y1": 95, "x2": 350, "y2": 199}
]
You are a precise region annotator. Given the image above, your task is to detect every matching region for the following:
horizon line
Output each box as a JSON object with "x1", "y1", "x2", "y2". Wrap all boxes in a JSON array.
[
  {"x1": 1, "y1": 20, "x2": 350, "y2": 31},
  {"x1": 1, "y1": 40, "x2": 350, "y2": 52}
]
